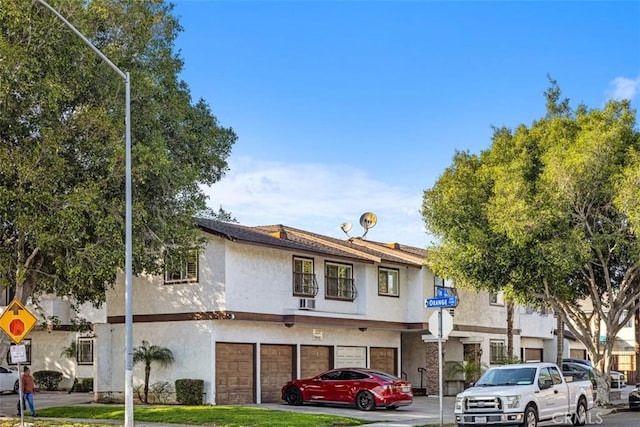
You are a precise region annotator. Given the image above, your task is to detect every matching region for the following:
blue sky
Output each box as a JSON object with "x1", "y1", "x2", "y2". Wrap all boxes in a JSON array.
[{"x1": 171, "y1": 0, "x2": 640, "y2": 248}]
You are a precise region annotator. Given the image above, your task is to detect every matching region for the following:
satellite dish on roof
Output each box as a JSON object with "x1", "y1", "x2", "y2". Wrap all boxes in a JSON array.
[
  {"x1": 340, "y1": 222, "x2": 352, "y2": 237},
  {"x1": 359, "y1": 212, "x2": 377, "y2": 238}
]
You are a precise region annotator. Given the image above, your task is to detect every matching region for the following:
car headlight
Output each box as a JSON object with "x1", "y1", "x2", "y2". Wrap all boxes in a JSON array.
[
  {"x1": 504, "y1": 395, "x2": 521, "y2": 409},
  {"x1": 455, "y1": 396, "x2": 465, "y2": 411}
]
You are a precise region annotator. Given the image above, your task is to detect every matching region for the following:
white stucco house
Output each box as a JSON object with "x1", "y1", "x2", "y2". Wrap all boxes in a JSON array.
[{"x1": 93, "y1": 218, "x2": 578, "y2": 403}]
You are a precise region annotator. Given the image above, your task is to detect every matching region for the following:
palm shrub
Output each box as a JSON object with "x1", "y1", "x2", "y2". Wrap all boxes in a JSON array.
[
  {"x1": 447, "y1": 358, "x2": 486, "y2": 389},
  {"x1": 133, "y1": 340, "x2": 175, "y2": 404}
]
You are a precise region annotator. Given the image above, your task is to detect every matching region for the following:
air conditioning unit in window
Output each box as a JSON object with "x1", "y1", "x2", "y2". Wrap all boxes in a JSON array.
[{"x1": 299, "y1": 298, "x2": 316, "y2": 310}]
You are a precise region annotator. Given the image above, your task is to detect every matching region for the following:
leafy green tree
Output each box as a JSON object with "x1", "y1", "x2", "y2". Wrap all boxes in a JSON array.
[
  {"x1": 0, "y1": 1, "x2": 236, "y2": 353},
  {"x1": 423, "y1": 81, "x2": 640, "y2": 405},
  {"x1": 133, "y1": 340, "x2": 174, "y2": 404}
]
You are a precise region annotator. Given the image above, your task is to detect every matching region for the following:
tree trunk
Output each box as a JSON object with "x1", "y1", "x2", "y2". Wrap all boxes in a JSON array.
[
  {"x1": 556, "y1": 315, "x2": 564, "y2": 367},
  {"x1": 506, "y1": 300, "x2": 514, "y2": 359},
  {"x1": 144, "y1": 365, "x2": 151, "y2": 404}
]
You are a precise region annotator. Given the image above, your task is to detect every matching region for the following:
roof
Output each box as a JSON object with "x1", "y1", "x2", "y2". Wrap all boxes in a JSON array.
[{"x1": 194, "y1": 217, "x2": 426, "y2": 267}]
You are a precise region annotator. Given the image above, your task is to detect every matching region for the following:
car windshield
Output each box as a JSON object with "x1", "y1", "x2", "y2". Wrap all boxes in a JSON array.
[{"x1": 475, "y1": 368, "x2": 536, "y2": 386}]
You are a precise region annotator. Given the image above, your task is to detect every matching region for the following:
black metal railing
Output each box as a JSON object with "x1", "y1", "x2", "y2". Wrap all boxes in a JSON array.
[
  {"x1": 325, "y1": 277, "x2": 357, "y2": 301},
  {"x1": 293, "y1": 272, "x2": 318, "y2": 297}
]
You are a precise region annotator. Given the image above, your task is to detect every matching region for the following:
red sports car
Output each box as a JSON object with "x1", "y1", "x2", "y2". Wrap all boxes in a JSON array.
[{"x1": 281, "y1": 367, "x2": 413, "y2": 411}]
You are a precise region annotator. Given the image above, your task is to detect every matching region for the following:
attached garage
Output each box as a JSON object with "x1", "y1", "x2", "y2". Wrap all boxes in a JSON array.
[
  {"x1": 300, "y1": 345, "x2": 332, "y2": 379},
  {"x1": 216, "y1": 343, "x2": 255, "y2": 404},
  {"x1": 260, "y1": 344, "x2": 294, "y2": 403},
  {"x1": 370, "y1": 347, "x2": 397, "y2": 375}
]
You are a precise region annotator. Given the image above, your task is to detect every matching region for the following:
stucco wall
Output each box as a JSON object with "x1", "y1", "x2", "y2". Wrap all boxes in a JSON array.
[{"x1": 99, "y1": 319, "x2": 403, "y2": 404}]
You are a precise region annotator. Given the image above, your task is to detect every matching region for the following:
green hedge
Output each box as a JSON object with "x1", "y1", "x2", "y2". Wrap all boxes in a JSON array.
[
  {"x1": 175, "y1": 379, "x2": 204, "y2": 405},
  {"x1": 33, "y1": 370, "x2": 63, "y2": 391}
]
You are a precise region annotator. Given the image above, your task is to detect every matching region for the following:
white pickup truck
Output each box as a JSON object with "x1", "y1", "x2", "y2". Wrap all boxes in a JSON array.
[{"x1": 454, "y1": 362, "x2": 594, "y2": 427}]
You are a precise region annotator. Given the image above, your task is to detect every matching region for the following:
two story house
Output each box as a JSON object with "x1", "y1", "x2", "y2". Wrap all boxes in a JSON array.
[{"x1": 93, "y1": 218, "x2": 576, "y2": 404}]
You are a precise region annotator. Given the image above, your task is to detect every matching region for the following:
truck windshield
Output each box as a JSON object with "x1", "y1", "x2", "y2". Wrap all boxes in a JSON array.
[{"x1": 475, "y1": 367, "x2": 536, "y2": 386}]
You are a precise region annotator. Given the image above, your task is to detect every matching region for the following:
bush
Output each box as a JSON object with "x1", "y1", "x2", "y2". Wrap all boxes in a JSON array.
[
  {"x1": 33, "y1": 370, "x2": 63, "y2": 391},
  {"x1": 74, "y1": 377, "x2": 93, "y2": 392},
  {"x1": 150, "y1": 381, "x2": 173, "y2": 404},
  {"x1": 175, "y1": 379, "x2": 204, "y2": 405},
  {"x1": 133, "y1": 384, "x2": 144, "y2": 403}
]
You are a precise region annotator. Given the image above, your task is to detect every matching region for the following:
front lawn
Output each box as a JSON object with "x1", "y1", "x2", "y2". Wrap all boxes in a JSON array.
[{"x1": 6, "y1": 405, "x2": 368, "y2": 427}]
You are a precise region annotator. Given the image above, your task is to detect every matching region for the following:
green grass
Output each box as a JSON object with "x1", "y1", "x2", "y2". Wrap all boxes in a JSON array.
[{"x1": 5, "y1": 405, "x2": 369, "y2": 427}]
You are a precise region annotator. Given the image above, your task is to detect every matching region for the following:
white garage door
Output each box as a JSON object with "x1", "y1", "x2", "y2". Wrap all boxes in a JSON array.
[{"x1": 336, "y1": 346, "x2": 366, "y2": 368}]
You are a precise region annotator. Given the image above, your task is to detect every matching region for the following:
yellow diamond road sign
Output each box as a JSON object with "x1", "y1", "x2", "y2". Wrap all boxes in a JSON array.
[{"x1": 0, "y1": 299, "x2": 38, "y2": 344}]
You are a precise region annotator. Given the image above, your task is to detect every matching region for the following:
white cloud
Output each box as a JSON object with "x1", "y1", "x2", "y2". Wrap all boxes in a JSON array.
[
  {"x1": 606, "y1": 76, "x2": 640, "y2": 101},
  {"x1": 203, "y1": 156, "x2": 432, "y2": 248}
]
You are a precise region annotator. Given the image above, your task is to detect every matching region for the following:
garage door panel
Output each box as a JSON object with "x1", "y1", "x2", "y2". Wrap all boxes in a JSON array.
[
  {"x1": 261, "y1": 345, "x2": 294, "y2": 403},
  {"x1": 301, "y1": 345, "x2": 331, "y2": 379},
  {"x1": 336, "y1": 346, "x2": 366, "y2": 368},
  {"x1": 370, "y1": 347, "x2": 396, "y2": 375},
  {"x1": 216, "y1": 343, "x2": 255, "y2": 404}
]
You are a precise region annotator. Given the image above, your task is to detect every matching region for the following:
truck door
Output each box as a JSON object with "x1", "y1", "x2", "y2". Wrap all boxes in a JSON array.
[{"x1": 537, "y1": 367, "x2": 568, "y2": 420}]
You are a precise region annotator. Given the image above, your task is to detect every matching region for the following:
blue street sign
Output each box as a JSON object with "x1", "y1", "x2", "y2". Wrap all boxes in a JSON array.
[
  {"x1": 435, "y1": 286, "x2": 451, "y2": 298},
  {"x1": 425, "y1": 296, "x2": 458, "y2": 308}
]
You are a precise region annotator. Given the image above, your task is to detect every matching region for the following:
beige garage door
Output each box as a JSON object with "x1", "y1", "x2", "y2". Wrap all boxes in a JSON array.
[
  {"x1": 336, "y1": 346, "x2": 366, "y2": 368},
  {"x1": 370, "y1": 347, "x2": 396, "y2": 375},
  {"x1": 300, "y1": 345, "x2": 331, "y2": 379},
  {"x1": 216, "y1": 343, "x2": 255, "y2": 404},
  {"x1": 260, "y1": 344, "x2": 294, "y2": 403}
]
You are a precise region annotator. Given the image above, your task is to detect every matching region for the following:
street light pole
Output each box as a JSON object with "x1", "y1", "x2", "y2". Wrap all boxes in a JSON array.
[{"x1": 34, "y1": 2, "x2": 134, "y2": 426}]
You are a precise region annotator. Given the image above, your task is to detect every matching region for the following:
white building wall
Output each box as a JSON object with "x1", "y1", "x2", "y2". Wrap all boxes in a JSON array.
[{"x1": 100, "y1": 319, "x2": 402, "y2": 403}]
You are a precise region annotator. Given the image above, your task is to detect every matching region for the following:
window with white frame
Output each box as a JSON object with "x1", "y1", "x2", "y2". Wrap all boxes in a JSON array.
[
  {"x1": 325, "y1": 262, "x2": 355, "y2": 301},
  {"x1": 77, "y1": 337, "x2": 94, "y2": 365},
  {"x1": 7, "y1": 339, "x2": 31, "y2": 365},
  {"x1": 489, "y1": 291, "x2": 504, "y2": 306},
  {"x1": 293, "y1": 257, "x2": 318, "y2": 296},
  {"x1": 164, "y1": 248, "x2": 198, "y2": 284},
  {"x1": 490, "y1": 340, "x2": 505, "y2": 364},
  {"x1": 378, "y1": 267, "x2": 399, "y2": 296}
]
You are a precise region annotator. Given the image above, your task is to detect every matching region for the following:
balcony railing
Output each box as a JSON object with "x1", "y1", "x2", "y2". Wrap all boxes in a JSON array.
[
  {"x1": 293, "y1": 273, "x2": 318, "y2": 297},
  {"x1": 325, "y1": 277, "x2": 357, "y2": 301}
]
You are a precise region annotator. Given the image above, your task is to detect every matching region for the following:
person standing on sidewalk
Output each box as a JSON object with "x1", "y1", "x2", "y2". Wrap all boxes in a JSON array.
[{"x1": 21, "y1": 366, "x2": 37, "y2": 417}]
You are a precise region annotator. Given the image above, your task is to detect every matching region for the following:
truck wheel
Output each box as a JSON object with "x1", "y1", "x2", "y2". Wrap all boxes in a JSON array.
[
  {"x1": 520, "y1": 405, "x2": 538, "y2": 427},
  {"x1": 572, "y1": 398, "x2": 587, "y2": 426}
]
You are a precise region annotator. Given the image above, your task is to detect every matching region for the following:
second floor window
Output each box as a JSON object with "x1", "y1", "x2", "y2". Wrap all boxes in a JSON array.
[
  {"x1": 489, "y1": 291, "x2": 504, "y2": 306},
  {"x1": 77, "y1": 337, "x2": 94, "y2": 365},
  {"x1": 326, "y1": 262, "x2": 356, "y2": 301},
  {"x1": 164, "y1": 249, "x2": 198, "y2": 284},
  {"x1": 293, "y1": 257, "x2": 318, "y2": 296},
  {"x1": 378, "y1": 267, "x2": 399, "y2": 296}
]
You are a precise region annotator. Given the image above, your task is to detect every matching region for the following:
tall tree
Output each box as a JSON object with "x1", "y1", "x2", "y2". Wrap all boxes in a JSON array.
[
  {"x1": 0, "y1": 0, "x2": 236, "y2": 352},
  {"x1": 133, "y1": 340, "x2": 175, "y2": 404},
  {"x1": 422, "y1": 81, "x2": 640, "y2": 405}
]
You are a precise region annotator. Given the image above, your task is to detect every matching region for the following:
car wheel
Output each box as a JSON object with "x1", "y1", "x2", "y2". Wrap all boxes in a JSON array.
[
  {"x1": 285, "y1": 386, "x2": 303, "y2": 406},
  {"x1": 13, "y1": 380, "x2": 19, "y2": 394},
  {"x1": 520, "y1": 405, "x2": 537, "y2": 427},
  {"x1": 356, "y1": 390, "x2": 375, "y2": 411},
  {"x1": 572, "y1": 398, "x2": 587, "y2": 426}
]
